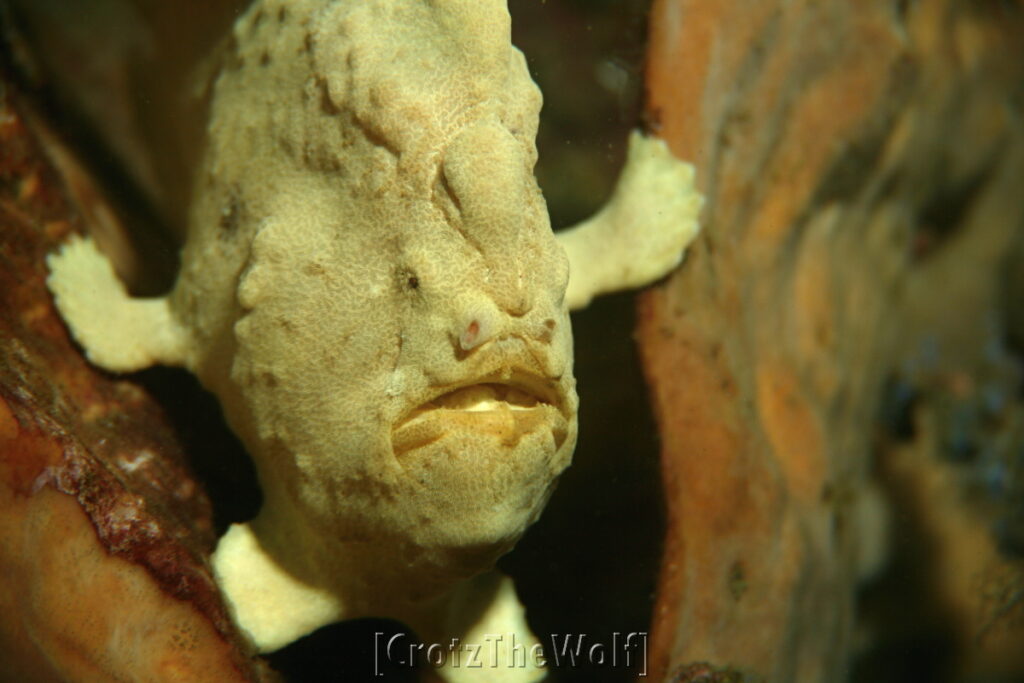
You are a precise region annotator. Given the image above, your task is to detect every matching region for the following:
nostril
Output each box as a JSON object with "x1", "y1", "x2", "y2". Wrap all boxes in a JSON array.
[
  {"x1": 456, "y1": 299, "x2": 500, "y2": 352},
  {"x1": 460, "y1": 320, "x2": 482, "y2": 350}
]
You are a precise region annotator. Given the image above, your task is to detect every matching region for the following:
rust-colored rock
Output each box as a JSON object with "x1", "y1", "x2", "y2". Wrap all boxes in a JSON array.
[
  {"x1": 0, "y1": 82, "x2": 271, "y2": 681},
  {"x1": 639, "y1": 0, "x2": 1024, "y2": 680}
]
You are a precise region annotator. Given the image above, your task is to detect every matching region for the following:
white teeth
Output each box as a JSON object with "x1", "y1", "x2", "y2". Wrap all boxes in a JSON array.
[
  {"x1": 427, "y1": 383, "x2": 543, "y2": 412},
  {"x1": 463, "y1": 397, "x2": 536, "y2": 412},
  {"x1": 433, "y1": 385, "x2": 496, "y2": 409},
  {"x1": 464, "y1": 398, "x2": 503, "y2": 412}
]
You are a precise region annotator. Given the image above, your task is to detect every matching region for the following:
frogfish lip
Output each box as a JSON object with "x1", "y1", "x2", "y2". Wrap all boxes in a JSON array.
[{"x1": 390, "y1": 371, "x2": 570, "y2": 458}]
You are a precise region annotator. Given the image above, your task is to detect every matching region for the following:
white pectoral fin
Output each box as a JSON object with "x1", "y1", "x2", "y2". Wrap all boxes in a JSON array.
[
  {"x1": 46, "y1": 235, "x2": 187, "y2": 372},
  {"x1": 557, "y1": 130, "x2": 704, "y2": 311},
  {"x1": 212, "y1": 523, "x2": 342, "y2": 653}
]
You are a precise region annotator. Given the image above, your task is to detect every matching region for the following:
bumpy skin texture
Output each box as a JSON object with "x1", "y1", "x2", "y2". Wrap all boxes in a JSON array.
[
  {"x1": 46, "y1": 0, "x2": 703, "y2": 670},
  {"x1": 179, "y1": 0, "x2": 577, "y2": 624}
]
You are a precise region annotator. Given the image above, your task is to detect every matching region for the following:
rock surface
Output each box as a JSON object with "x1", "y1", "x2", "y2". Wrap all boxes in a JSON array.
[
  {"x1": 0, "y1": 83, "x2": 271, "y2": 682},
  {"x1": 639, "y1": 1, "x2": 1024, "y2": 681}
]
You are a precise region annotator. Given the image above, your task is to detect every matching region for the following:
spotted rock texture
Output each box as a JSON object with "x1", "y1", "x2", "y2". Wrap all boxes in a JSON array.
[
  {"x1": 0, "y1": 83, "x2": 272, "y2": 682},
  {"x1": 638, "y1": 1, "x2": 1024, "y2": 681}
]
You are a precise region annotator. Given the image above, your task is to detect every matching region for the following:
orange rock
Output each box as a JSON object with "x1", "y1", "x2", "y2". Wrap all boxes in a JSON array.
[
  {"x1": 0, "y1": 82, "x2": 271, "y2": 681},
  {"x1": 639, "y1": 0, "x2": 1024, "y2": 680}
]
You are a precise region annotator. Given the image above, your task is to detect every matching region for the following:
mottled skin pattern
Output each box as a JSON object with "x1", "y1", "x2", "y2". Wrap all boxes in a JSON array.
[{"x1": 47, "y1": 0, "x2": 701, "y2": 677}]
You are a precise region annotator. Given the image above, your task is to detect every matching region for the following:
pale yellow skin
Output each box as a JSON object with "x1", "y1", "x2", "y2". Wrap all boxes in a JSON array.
[{"x1": 47, "y1": 0, "x2": 701, "y2": 679}]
